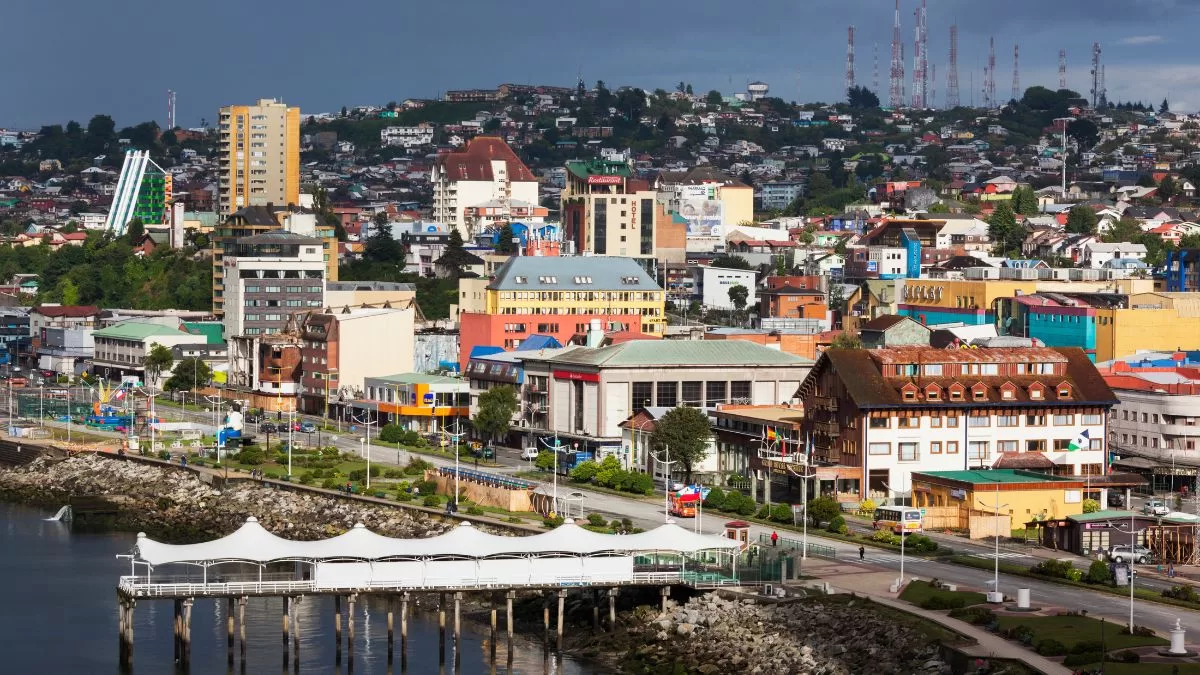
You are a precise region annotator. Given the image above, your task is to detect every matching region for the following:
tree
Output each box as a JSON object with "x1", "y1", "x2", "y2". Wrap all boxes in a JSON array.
[
  {"x1": 164, "y1": 357, "x2": 212, "y2": 392},
  {"x1": 1066, "y1": 205, "x2": 1098, "y2": 235},
  {"x1": 494, "y1": 222, "x2": 517, "y2": 253},
  {"x1": 125, "y1": 218, "x2": 144, "y2": 243},
  {"x1": 987, "y1": 201, "x2": 1025, "y2": 255},
  {"x1": 846, "y1": 85, "x2": 880, "y2": 109},
  {"x1": 807, "y1": 496, "x2": 841, "y2": 527},
  {"x1": 711, "y1": 255, "x2": 752, "y2": 270},
  {"x1": 705, "y1": 90, "x2": 723, "y2": 106},
  {"x1": 1010, "y1": 186, "x2": 1039, "y2": 215},
  {"x1": 143, "y1": 343, "x2": 175, "y2": 388},
  {"x1": 1066, "y1": 118, "x2": 1100, "y2": 150},
  {"x1": 1159, "y1": 176, "x2": 1178, "y2": 201},
  {"x1": 58, "y1": 278, "x2": 80, "y2": 306},
  {"x1": 365, "y1": 212, "x2": 402, "y2": 263},
  {"x1": 472, "y1": 385, "x2": 519, "y2": 442},
  {"x1": 830, "y1": 332, "x2": 862, "y2": 349},
  {"x1": 728, "y1": 284, "x2": 749, "y2": 312},
  {"x1": 650, "y1": 406, "x2": 711, "y2": 483},
  {"x1": 1160, "y1": 98, "x2": 1170, "y2": 114}
]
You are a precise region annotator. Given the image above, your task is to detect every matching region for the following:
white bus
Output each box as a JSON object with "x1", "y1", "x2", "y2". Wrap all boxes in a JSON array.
[{"x1": 873, "y1": 506, "x2": 924, "y2": 535}]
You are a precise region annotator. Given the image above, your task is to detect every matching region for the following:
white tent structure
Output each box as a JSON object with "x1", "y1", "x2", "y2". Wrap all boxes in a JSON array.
[{"x1": 121, "y1": 518, "x2": 742, "y2": 598}]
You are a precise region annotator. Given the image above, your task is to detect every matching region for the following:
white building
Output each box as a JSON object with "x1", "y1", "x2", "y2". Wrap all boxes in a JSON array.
[
  {"x1": 222, "y1": 231, "x2": 326, "y2": 338},
  {"x1": 1083, "y1": 242, "x2": 1147, "y2": 269},
  {"x1": 431, "y1": 136, "x2": 539, "y2": 240},
  {"x1": 692, "y1": 266, "x2": 757, "y2": 310},
  {"x1": 380, "y1": 123, "x2": 435, "y2": 148}
]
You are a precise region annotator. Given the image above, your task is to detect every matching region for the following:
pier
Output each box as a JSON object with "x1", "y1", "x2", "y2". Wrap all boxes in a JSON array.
[{"x1": 115, "y1": 517, "x2": 740, "y2": 670}]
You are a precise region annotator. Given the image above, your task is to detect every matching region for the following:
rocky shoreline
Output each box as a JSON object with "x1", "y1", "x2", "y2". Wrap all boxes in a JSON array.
[{"x1": 0, "y1": 453, "x2": 451, "y2": 542}]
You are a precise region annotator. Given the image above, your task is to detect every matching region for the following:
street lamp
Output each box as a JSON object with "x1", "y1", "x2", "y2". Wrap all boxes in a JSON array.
[
  {"x1": 1109, "y1": 513, "x2": 1146, "y2": 631},
  {"x1": 977, "y1": 477, "x2": 1010, "y2": 603},
  {"x1": 349, "y1": 411, "x2": 379, "y2": 489},
  {"x1": 649, "y1": 444, "x2": 676, "y2": 523},
  {"x1": 360, "y1": 437, "x2": 370, "y2": 490},
  {"x1": 785, "y1": 436, "x2": 816, "y2": 564},
  {"x1": 442, "y1": 420, "x2": 468, "y2": 506},
  {"x1": 1054, "y1": 117, "x2": 1074, "y2": 195},
  {"x1": 538, "y1": 433, "x2": 563, "y2": 516}
]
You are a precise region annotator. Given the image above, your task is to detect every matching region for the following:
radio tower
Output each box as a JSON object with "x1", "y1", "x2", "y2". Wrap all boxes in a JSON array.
[
  {"x1": 946, "y1": 24, "x2": 960, "y2": 108},
  {"x1": 1090, "y1": 42, "x2": 1103, "y2": 108},
  {"x1": 1100, "y1": 65, "x2": 1107, "y2": 109},
  {"x1": 930, "y1": 64, "x2": 938, "y2": 109},
  {"x1": 911, "y1": 0, "x2": 928, "y2": 108},
  {"x1": 1011, "y1": 44, "x2": 1020, "y2": 102},
  {"x1": 873, "y1": 43, "x2": 880, "y2": 92},
  {"x1": 166, "y1": 90, "x2": 176, "y2": 130},
  {"x1": 846, "y1": 26, "x2": 856, "y2": 95},
  {"x1": 983, "y1": 37, "x2": 997, "y2": 108},
  {"x1": 1058, "y1": 49, "x2": 1067, "y2": 90},
  {"x1": 888, "y1": 0, "x2": 905, "y2": 107}
]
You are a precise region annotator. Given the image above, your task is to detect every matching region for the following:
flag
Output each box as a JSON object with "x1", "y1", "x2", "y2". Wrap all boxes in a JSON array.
[
  {"x1": 766, "y1": 427, "x2": 778, "y2": 442},
  {"x1": 113, "y1": 388, "x2": 126, "y2": 401},
  {"x1": 1068, "y1": 429, "x2": 1091, "y2": 452}
]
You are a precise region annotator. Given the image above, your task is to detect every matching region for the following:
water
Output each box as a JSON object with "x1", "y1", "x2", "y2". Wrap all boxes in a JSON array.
[{"x1": 0, "y1": 502, "x2": 602, "y2": 674}]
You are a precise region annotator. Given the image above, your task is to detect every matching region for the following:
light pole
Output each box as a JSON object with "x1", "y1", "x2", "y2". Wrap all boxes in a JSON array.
[
  {"x1": 349, "y1": 411, "x2": 379, "y2": 488},
  {"x1": 1110, "y1": 514, "x2": 1145, "y2": 631},
  {"x1": 786, "y1": 435, "x2": 816, "y2": 563},
  {"x1": 360, "y1": 437, "x2": 370, "y2": 490},
  {"x1": 442, "y1": 420, "x2": 467, "y2": 506},
  {"x1": 538, "y1": 433, "x2": 563, "y2": 516},
  {"x1": 1054, "y1": 117, "x2": 1074, "y2": 196},
  {"x1": 287, "y1": 410, "x2": 295, "y2": 477},
  {"x1": 977, "y1": 476, "x2": 1009, "y2": 602},
  {"x1": 650, "y1": 444, "x2": 676, "y2": 523}
]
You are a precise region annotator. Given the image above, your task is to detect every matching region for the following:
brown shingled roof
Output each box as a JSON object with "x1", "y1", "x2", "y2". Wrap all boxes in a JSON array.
[
  {"x1": 32, "y1": 305, "x2": 100, "y2": 318},
  {"x1": 436, "y1": 136, "x2": 536, "y2": 183}
]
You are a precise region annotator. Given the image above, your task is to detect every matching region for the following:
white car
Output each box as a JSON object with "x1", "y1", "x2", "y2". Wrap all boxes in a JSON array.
[
  {"x1": 520, "y1": 446, "x2": 540, "y2": 461},
  {"x1": 1109, "y1": 545, "x2": 1154, "y2": 565},
  {"x1": 1143, "y1": 500, "x2": 1169, "y2": 516}
]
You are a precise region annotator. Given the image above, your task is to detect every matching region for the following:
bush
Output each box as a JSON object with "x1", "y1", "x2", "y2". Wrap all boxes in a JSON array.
[
  {"x1": 826, "y1": 515, "x2": 848, "y2": 535},
  {"x1": 1082, "y1": 498, "x2": 1100, "y2": 513},
  {"x1": 543, "y1": 514, "x2": 564, "y2": 528},
  {"x1": 755, "y1": 504, "x2": 773, "y2": 520},
  {"x1": 569, "y1": 460, "x2": 599, "y2": 483},
  {"x1": 466, "y1": 506, "x2": 485, "y2": 516},
  {"x1": 770, "y1": 504, "x2": 793, "y2": 523},
  {"x1": 157, "y1": 450, "x2": 172, "y2": 460},
  {"x1": 394, "y1": 491, "x2": 412, "y2": 502},
  {"x1": 379, "y1": 423, "x2": 405, "y2": 444},
  {"x1": 1085, "y1": 559, "x2": 1113, "y2": 585},
  {"x1": 1163, "y1": 584, "x2": 1200, "y2": 603},
  {"x1": 721, "y1": 491, "x2": 743, "y2": 513},
  {"x1": 736, "y1": 496, "x2": 756, "y2": 516},
  {"x1": 1121, "y1": 625, "x2": 1156, "y2": 638},
  {"x1": 237, "y1": 446, "x2": 265, "y2": 465},
  {"x1": 629, "y1": 473, "x2": 655, "y2": 496},
  {"x1": 872, "y1": 529, "x2": 901, "y2": 545},
  {"x1": 1070, "y1": 640, "x2": 1104, "y2": 655},
  {"x1": 348, "y1": 469, "x2": 366, "y2": 482},
  {"x1": 422, "y1": 494, "x2": 442, "y2": 508},
  {"x1": 1062, "y1": 652, "x2": 1105, "y2": 667},
  {"x1": 807, "y1": 496, "x2": 841, "y2": 526},
  {"x1": 857, "y1": 498, "x2": 877, "y2": 517},
  {"x1": 703, "y1": 487, "x2": 726, "y2": 511},
  {"x1": 587, "y1": 513, "x2": 607, "y2": 527},
  {"x1": 383, "y1": 469, "x2": 405, "y2": 479},
  {"x1": 920, "y1": 595, "x2": 966, "y2": 610},
  {"x1": 906, "y1": 534, "x2": 938, "y2": 554},
  {"x1": 1034, "y1": 639, "x2": 1067, "y2": 657},
  {"x1": 1112, "y1": 650, "x2": 1141, "y2": 663},
  {"x1": 1007, "y1": 624, "x2": 1036, "y2": 645},
  {"x1": 948, "y1": 606, "x2": 996, "y2": 625},
  {"x1": 321, "y1": 477, "x2": 341, "y2": 490},
  {"x1": 1031, "y1": 559, "x2": 1077, "y2": 579},
  {"x1": 414, "y1": 480, "x2": 437, "y2": 495}
]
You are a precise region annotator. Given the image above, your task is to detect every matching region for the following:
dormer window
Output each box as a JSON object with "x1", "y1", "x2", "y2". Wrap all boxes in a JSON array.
[
  {"x1": 949, "y1": 383, "x2": 965, "y2": 401},
  {"x1": 1029, "y1": 382, "x2": 1045, "y2": 400},
  {"x1": 971, "y1": 382, "x2": 988, "y2": 401},
  {"x1": 925, "y1": 384, "x2": 942, "y2": 401},
  {"x1": 901, "y1": 383, "x2": 919, "y2": 401},
  {"x1": 1057, "y1": 382, "x2": 1072, "y2": 400},
  {"x1": 1000, "y1": 381, "x2": 1017, "y2": 401}
]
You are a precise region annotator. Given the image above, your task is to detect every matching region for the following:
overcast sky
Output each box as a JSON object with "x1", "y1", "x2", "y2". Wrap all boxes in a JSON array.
[{"x1": 2, "y1": 0, "x2": 1196, "y2": 129}]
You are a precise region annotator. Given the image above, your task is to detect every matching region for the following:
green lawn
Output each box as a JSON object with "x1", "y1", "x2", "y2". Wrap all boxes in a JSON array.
[
  {"x1": 996, "y1": 615, "x2": 1168, "y2": 651},
  {"x1": 1073, "y1": 663, "x2": 1200, "y2": 674},
  {"x1": 899, "y1": 580, "x2": 986, "y2": 609}
]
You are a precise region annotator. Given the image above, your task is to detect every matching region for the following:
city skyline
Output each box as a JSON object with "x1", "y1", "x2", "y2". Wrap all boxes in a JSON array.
[{"x1": 1, "y1": 0, "x2": 1197, "y2": 128}]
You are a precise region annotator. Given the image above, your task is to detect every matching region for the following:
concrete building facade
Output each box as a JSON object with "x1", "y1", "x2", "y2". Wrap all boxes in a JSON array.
[{"x1": 217, "y1": 99, "x2": 300, "y2": 216}]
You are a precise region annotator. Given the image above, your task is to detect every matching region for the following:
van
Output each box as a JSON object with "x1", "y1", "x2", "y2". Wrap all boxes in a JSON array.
[{"x1": 520, "y1": 446, "x2": 540, "y2": 461}]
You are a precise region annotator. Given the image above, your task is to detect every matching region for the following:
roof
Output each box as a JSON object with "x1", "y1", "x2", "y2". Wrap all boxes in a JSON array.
[
  {"x1": 860, "y1": 315, "x2": 921, "y2": 332},
  {"x1": 183, "y1": 322, "x2": 224, "y2": 345},
  {"x1": 565, "y1": 159, "x2": 634, "y2": 181},
  {"x1": 1068, "y1": 510, "x2": 1137, "y2": 523},
  {"x1": 915, "y1": 469, "x2": 1075, "y2": 485},
  {"x1": 660, "y1": 166, "x2": 749, "y2": 188},
  {"x1": 93, "y1": 321, "x2": 186, "y2": 341},
  {"x1": 546, "y1": 340, "x2": 814, "y2": 368},
  {"x1": 237, "y1": 230, "x2": 323, "y2": 245},
  {"x1": 489, "y1": 256, "x2": 660, "y2": 292},
  {"x1": 991, "y1": 452, "x2": 1056, "y2": 470},
  {"x1": 32, "y1": 305, "x2": 100, "y2": 318},
  {"x1": 436, "y1": 136, "x2": 536, "y2": 183},
  {"x1": 134, "y1": 518, "x2": 739, "y2": 566},
  {"x1": 228, "y1": 206, "x2": 278, "y2": 226},
  {"x1": 370, "y1": 373, "x2": 464, "y2": 386}
]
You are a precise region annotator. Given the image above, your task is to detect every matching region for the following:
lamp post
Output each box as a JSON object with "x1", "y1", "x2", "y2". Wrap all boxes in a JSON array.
[
  {"x1": 650, "y1": 444, "x2": 676, "y2": 523},
  {"x1": 977, "y1": 476, "x2": 1010, "y2": 602},
  {"x1": 287, "y1": 410, "x2": 295, "y2": 477},
  {"x1": 1054, "y1": 117, "x2": 1074, "y2": 195},
  {"x1": 349, "y1": 411, "x2": 379, "y2": 488},
  {"x1": 538, "y1": 433, "x2": 563, "y2": 516},
  {"x1": 1110, "y1": 514, "x2": 1146, "y2": 631},
  {"x1": 442, "y1": 420, "x2": 468, "y2": 506},
  {"x1": 785, "y1": 435, "x2": 816, "y2": 564}
]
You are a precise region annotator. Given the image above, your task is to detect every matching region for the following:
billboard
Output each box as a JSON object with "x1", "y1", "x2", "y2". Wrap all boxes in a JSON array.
[{"x1": 679, "y1": 198, "x2": 723, "y2": 237}]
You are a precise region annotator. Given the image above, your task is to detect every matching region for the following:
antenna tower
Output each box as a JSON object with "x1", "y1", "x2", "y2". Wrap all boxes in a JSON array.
[
  {"x1": 1011, "y1": 44, "x2": 1020, "y2": 102},
  {"x1": 1058, "y1": 49, "x2": 1067, "y2": 90},
  {"x1": 888, "y1": 0, "x2": 905, "y2": 107},
  {"x1": 946, "y1": 23, "x2": 960, "y2": 108},
  {"x1": 846, "y1": 26, "x2": 856, "y2": 95},
  {"x1": 166, "y1": 90, "x2": 176, "y2": 130},
  {"x1": 911, "y1": 0, "x2": 929, "y2": 108},
  {"x1": 984, "y1": 37, "x2": 996, "y2": 108},
  {"x1": 1100, "y1": 65, "x2": 1107, "y2": 108},
  {"x1": 1090, "y1": 42, "x2": 1102, "y2": 108},
  {"x1": 873, "y1": 43, "x2": 880, "y2": 92},
  {"x1": 930, "y1": 64, "x2": 937, "y2": 109}
]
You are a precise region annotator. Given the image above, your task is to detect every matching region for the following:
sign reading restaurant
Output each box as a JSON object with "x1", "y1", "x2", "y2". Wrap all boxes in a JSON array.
[{"x1": 586, "y1": 175, "x2": 624, "y2": 186}]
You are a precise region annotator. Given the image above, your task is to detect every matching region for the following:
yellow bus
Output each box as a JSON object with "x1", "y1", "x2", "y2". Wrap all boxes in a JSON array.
[{"x1": 873, "y1": 506, "x2": 923, "y2": 535}]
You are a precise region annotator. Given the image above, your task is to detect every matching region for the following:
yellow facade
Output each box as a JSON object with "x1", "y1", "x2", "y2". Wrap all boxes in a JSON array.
[
  {"x1": 1095, "y1": 307, "x2": 1200, "y2": 362},
  {"x1": 721, "y1": 185, "x2": 755, "y2": 227},
  {"x1": 218, "y1": 99, "x2": 300, "y2": 215},
  {"x1": 897, "y1": 279, "x2": 1039, "y2": 311},
  {"x1": 486, "y1": 287, "x2": 666, "y2": 335}
]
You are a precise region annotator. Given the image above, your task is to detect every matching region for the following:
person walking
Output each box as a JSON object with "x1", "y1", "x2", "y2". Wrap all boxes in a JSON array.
[
  {"x1": 859, "y1": 545, "x2": 866, "y2": 561},
  {"x1": 770, "y1": 531, "x2": 779, "y2": 547}
]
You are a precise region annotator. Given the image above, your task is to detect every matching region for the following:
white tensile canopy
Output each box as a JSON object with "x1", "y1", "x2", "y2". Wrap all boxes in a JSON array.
[{"x1": 134, "y1": 517, "x2": 740, "y2": 567}]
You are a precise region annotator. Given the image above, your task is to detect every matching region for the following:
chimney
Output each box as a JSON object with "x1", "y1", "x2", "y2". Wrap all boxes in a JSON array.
[{"x1": 586, "y1": 319, "x2": 605, "y2": 347}]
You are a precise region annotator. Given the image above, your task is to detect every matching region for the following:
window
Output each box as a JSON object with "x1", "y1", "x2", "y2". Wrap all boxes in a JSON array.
[
  {"x1": 1082, "y1": 413, "x2": 1103, "y2": 425},
  {"x1": 926, "y1": 387, "x2": 941, "y2": 401},
  {"x1": 730, "y1": 381, "x2": 751, "y2": 401},
  {"x1": 998, "y1": 440, "x2": 1018, "y2": 453},
  {"x1": 898, "y1": 443, "x2": 919, "y2": 461},
  {"x1": 868, "y1": 442, "x2": 890, "y2": 455},
  {"x1": 1054, "y1": 439, "x2": 1071, "y2": 452},
  {"x1": 681, "y1": 381, "x2": 703, "y2": 407},
  {"x1": 1141, "y1": 412, "x2": 1150, "y2": 423},
  {"x1": 656, "y1": 381, "x2": 678, "y2": 408},
  {"x1": 997, "y1": 414, "x2": 1019, "y2": 427},
  {"x1": 899, "y1": 417, "x2": 919, "y2": 429},
  {"x1": 968, "y1": 415, "x2": 990, "y2": 428},
  {"x1": 1026, "y1": 414, "x2": 1046, "y2": 426},
  {"x1": 930, "y1": 442, "x2": 942, "y2": 454},
  {"x1": 902, "y1": 388, "x2": 917, "y2": 401},
  {"x1": 1090, "y1": 439, "x2": 1104, "y2": 451},
  {"x1": 930, "y1": 415, "x2": 942, "y2": 428},
  {"x1": 1053, "y1": 414, "x2": 1073, "y2": 426},
  {"x1": 1027, "y1": 439, "x2": 1047, "y2": 453},
  {"x1": 972, "y1": 387, "x2": 987, "y2": 401},
  {"x1": 705, "y1": 381, "x2": 727, "y2": 406},
  {"x1": 968, "y1": 441, "x2": 990, "y2": 462},
  {"x1": 946, "y1": 441, "x2": 959, "y2": 454},
  {"x1": 923, "y1": 364, "x2": 943, "y2": 376},
  {"x1": 869, "y1": 417, "x2": 890, "y2": 429},
  {"x1": 946, "y1": 415, "x2": 960, "y2": 428},
  {"x1": 631, "y1": 382, "x2": 653, "y2": 409},
  {"x1": 949, "y1": 387, "x2": 964, "y2": 401}
]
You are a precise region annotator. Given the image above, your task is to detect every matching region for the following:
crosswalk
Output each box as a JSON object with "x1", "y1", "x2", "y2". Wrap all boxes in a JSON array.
[
  {"x1": 855, "y1": 553, "x2": 933, "y2": 565},
  {"x1": 968, "y1": 551, "x2": 1031, "y2": 560}
]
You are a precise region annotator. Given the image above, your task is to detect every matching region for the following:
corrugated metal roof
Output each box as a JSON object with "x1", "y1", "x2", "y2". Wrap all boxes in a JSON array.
[
  {"x1": 917, "y1": 469, "x2": 1072, "y2": 485},
  {"x1": 489, "y1": 256, "x2": 661, "y2": 292},
  {"x1": 546, "y1": 340, "x2": 814, "y2": 368},
  {"x1": 93, "y1": 321, "x2": 185, "y2": 341}
]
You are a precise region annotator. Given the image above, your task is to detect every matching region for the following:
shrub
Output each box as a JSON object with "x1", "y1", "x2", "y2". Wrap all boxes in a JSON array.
[
  {"x1": 1120, "y1": 625, "x2": 1156, "y2": 638},
  {"x1": 906, "y1": 534, "x2": 938, "y2": 553},
  {"x1": 466, "y1": 506, "x2": 485, "y2": 516},
  {"x1": 1085, "y1": 560, "x2": 1113, "y2": 585},
  {"x1": 826, "y1": 515, "x2": 848, "y2": 535},
  {"x1": 755, "y1": 504, "x2": 773, "y2": 520},
  {"x1": 422, "y1": 494, "x2": 442, "y2": 508},
  {"x1": 703, "y1": 487, "x2": 726, "y2": 511},
  {"x1": 1070, "y1": 640, "x2": 1104, "y2": 655},
  {"x1": 569, "y1": 460, "x2": 599, "y2": 483},
  {"x1": 948, "y1": 606, "x2": 996, "y2": 625},
  {"x1": 157, "y1": 450, "x2": 172, "y2": 460},
  {"x1": 1030, "y1": 559, "x2": 1076, "y2": 579},
  {"x1": 1081, "y1": 498, "x2": 1100, "y2": 513},
  {"x1": 1034, "y1": 639, "x2": 1067, "y2": 656},
  {"x1": 857, "y1": 498, "x2": 877, "y2": 517},
  {"x1": 920, "y1": 595, "x2": 966, "y2": 610},
  {"x1": 321, "y1": 477, "x2": 341, "y2": 490},
  {"x1": 383, "y1": 469, "x2": 405, "y2": 479},
  {"x1": 807, "y1": 496, "x2": 841, "y2": 526},
  {"x1": 722, "y1": 492, "x2": 744, "y2": 513},
  {"x1": 543, "y1": 514, "x2": 564, "y2": 528},
  {"x1": 237, "y1": 446, "x2": 265, "y2": 465},
  {"x1": 872, "y1": 530, "x2": 901, "y2": 546},
  {"x1": 1112, "y1": 650, "x2": 1141, "y2": 663},
  {"x1": 379, "y1": 423, "x2": 405, "y2": 444},
  {"x1": 404, "y1": 457, "x2": 433, "y2": 475},
  {"x1": 1163, "y1": 585, "x2": 1200, "y2": 603},
  {"x1": 629, "y1": 473, "x2": 655, "y2": 496},
  {"x1": 394, "y1": 491, "x2": 412, "y2": 502},
  {"x1": 1008, "y1": 624, "x2": 1036, "y2": 645},
  {"x1": 1062, "y1": 652, "x2": 1105, "y2": 667},
  {"x1": 769, "y1": 504, "x2": 793, "y2": 523},
  {"x1": 348, "y1": 469, "x2": 366, "y2": 482},
  {"x1": 587, "y1": 513, "x2": 607, "y2": 527},
  {"x1": 736, "y1": 497, "x2": 756, "y2": 516},
  {"x1": 414, "y1": 480, "x2": 437, "y2": 495}
]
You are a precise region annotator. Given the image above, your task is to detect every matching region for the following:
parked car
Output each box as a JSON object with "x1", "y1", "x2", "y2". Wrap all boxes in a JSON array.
[
  {"x1": 259, "y1": 422, "x2": 278, "y2": 434},
  {"x1": 299, "y1": 422, "x2": 317, "y2": 434},
  {"x1": 1107, "y1": 492, "x2": 1125, "y2": 508},
  {"x1": 1143, "y1": 500, "x2": 1169, "y2": 516},
  {"x1": 1109, "y1": 544, "x2": 1154, "y2": 565}
]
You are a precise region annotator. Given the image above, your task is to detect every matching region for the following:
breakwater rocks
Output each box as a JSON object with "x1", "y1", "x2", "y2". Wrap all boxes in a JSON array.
[
  {"x1": 614, "y1": 593, "x2": 951, "y2": 675},
  {"x1": 0, "y1": 454, "x2": 451, "y2": 542}
]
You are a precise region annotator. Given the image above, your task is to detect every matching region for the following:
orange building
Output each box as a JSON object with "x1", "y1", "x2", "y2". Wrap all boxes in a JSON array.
[
  {"x1": 758, "y1": 286, "x2": 828, "y2": 320},
  {"x1": 704, "y1": 330, "x2": 821, "y2": 361}
]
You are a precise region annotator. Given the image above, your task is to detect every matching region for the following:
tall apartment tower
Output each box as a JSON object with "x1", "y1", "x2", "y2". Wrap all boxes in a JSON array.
[{"x1": 218, "y1": 99, "x2": 301, "y2": 216}]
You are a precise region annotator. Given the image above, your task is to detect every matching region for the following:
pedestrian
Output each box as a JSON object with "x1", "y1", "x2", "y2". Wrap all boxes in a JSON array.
[
  {"x1": 771, "y1": 531, "x2": 778, "y2": 547},
  {"x1": 859, "y1": 545, "x2": 866, "y2": 561},
  {"x1": 1169, "y1": 562, "x2": 1176, "y2": 578}
]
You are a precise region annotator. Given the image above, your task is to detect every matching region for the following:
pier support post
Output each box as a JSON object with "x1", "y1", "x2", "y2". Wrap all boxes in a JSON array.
[
  {"x1": 400, "y1": 592, "x2": 410, "y2": 671},
  {"x1": 660, "y1": 586, "x2": 670, "y2": 614},
  {"x1": 226, "y1": 597, "x2": 235, "y2": 666},
  {"x1": 453, "y1": 592, "x2": 462, "y2": 647},
  {"x1": 181, "y1": 598, "x2": 193, "y2": 668},
  {"x1": 592, "y1": 589, "x2": 599, "y2": 630},
  {"x1": 334, "y1": 595, "x2": 343, "y2": 664},
  {"x1": 117, "y1": 596, "x2": 132, "y2": 671},
  {"x1": 237, "y1": 596, "x2": 247, "y2": 664},
  {"x1": 439, "y1": 592, "x2": 447, "y2": 663},
  {"x1": 542, "y1": 599, "x2": 550, "y2": 651},
  {"x1": 608, "y1": 588, "x2": 617, "y2": 631},
  {"x1": 489, "y1": 607, "x2": 497, "y2": 663},
  {"x1": 387, "y1": 595, "x2": 394, "y2": 663},
  {"x1": 282, "y1": 596, "x2": 291, "y2": 668},
  {"x1": 506, "y1": 590, "x2": 515, "y2": 666},
  {"x1": 173, "y1": 598, "x2": 182, "y2": 663},
  {"x1": 347, "y1": 593, "x2": 357, "y2": 666},
  {"x1": 292, "y1": 597, "x2": 300, "y2": 667},
  {"x1": 556, "y1": 589, "x2": 566, "y2": 653}
]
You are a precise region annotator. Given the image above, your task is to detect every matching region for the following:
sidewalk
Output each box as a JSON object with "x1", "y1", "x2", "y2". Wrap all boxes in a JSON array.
[{"x1": 800, "y1": 558, "x2": 1071, "y2": 675}]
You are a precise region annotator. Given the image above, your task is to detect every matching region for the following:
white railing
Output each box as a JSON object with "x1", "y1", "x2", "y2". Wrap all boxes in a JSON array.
[{"x1": 120, "y1": 571, "x2": 691, "y2": 597}]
